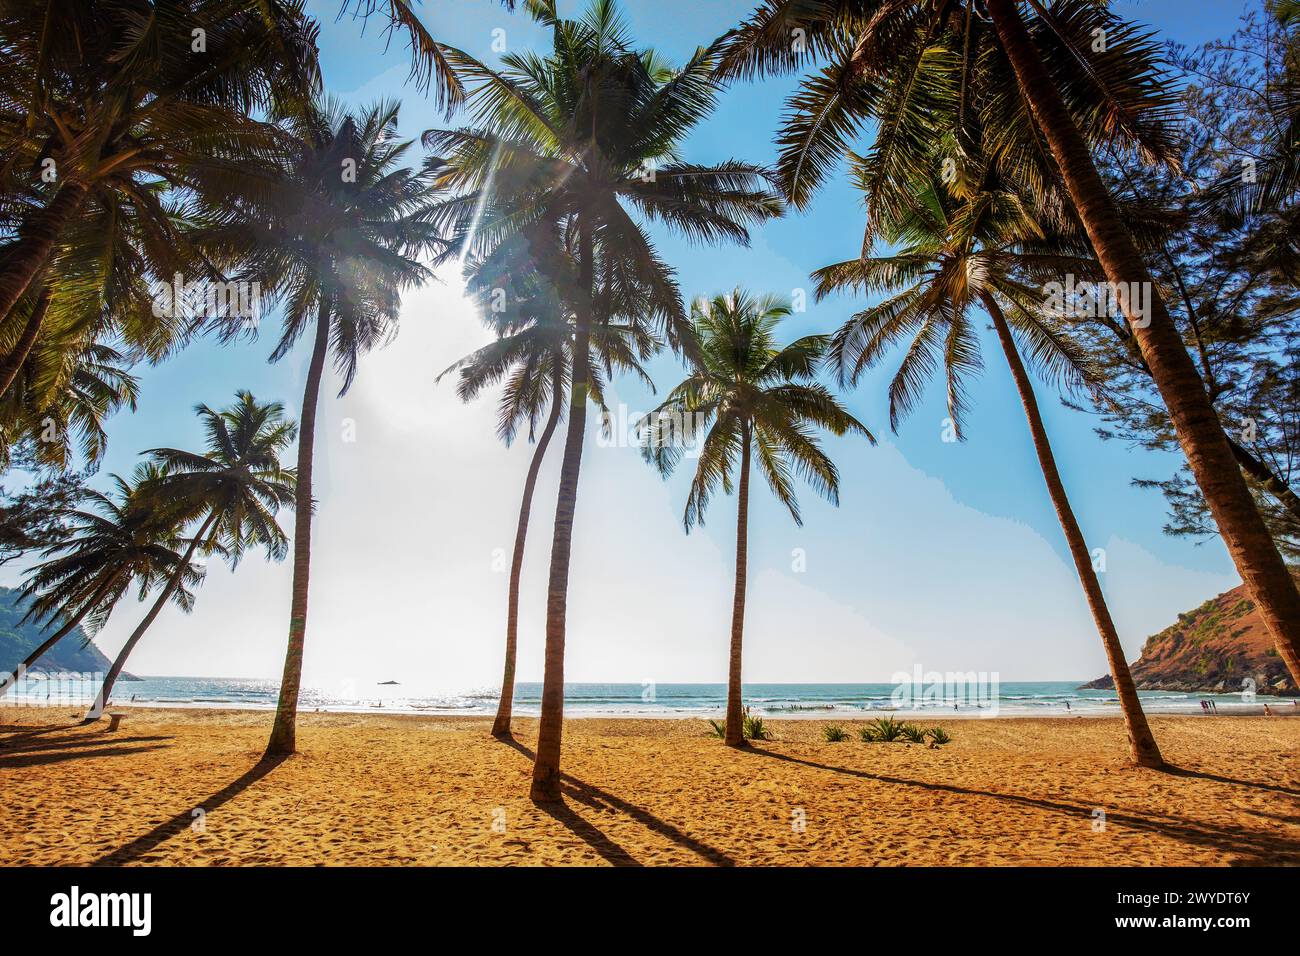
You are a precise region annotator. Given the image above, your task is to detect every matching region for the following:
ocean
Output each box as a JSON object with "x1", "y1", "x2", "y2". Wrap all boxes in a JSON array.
[{"x1": 3, "y1": 676, "x2": 1290, "y2": 717}]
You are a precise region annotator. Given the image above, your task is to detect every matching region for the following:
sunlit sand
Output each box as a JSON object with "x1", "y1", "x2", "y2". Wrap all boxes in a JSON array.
[{"x1": 2, "y1": 707, "x2": 1296, "y2": 866}]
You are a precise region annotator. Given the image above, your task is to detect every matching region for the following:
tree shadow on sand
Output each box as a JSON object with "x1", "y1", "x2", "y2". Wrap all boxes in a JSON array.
[
  {"x1": 1160, "y1": 764, "x2": 1300, "y2": 797},
  {"x1": 0, "y1": 721, "x2": 174, "y2": 770},
  {"x1": 91, "y1": 755, "x2": 287, "y2": 866},
  {"x1": 500, "y1": 736, "x2": 735, "y2": 867},
  {"x1": 744, "y1": 748, "x2": 1300, "y2": 865}
]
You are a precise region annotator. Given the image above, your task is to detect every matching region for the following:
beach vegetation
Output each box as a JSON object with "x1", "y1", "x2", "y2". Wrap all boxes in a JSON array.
[
  {"x1": 644, "y1": 290, "x2": 871, "y2": 748},
  {"x1": 707, "y1": 707, "x2": 772, "y2": 741},
  {"x1": 428, "y1": 0, "x2": 780, "y2": 797},
  {"x1": 192, "y1": 100, "x2": 445, "y2": 757},
  {"x1": 899, "y1": 722, "x2": 927, "y2": 744},
  {"x1": 715, "y1": 0, "x2": 1300, "y2": 725},
  {"x1": 86, "y1": 392, "x2": 297, "y2": 718},
  {"x1": 862, "y1": 716, "x2": 906, "y2": 742}
]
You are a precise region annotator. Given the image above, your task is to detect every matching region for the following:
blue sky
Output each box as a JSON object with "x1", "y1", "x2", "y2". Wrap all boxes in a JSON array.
[{"x1": 3, "y1": 0, "x2": 1261, "y2": 691}]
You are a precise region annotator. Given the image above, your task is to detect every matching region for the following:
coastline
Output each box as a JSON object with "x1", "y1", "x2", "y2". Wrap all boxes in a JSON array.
[
  {"x1": 7, "y1": 675, "x2": 1295, "y2": 720},
  {"x1": 5, "y1": 698, "x2": 1298, "y2": 720},
  {"x1": 3, "y1": 705, "x2": 1297, "y2": 866}
]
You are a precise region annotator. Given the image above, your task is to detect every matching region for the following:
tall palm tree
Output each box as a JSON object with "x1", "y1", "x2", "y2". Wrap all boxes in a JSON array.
[
  {"x1": 0, "y1": 0, "x2": 319, "y2": 334},
  {"x1": 718, "y1": 0, "x2": 1300, "y2": 684},
  {"x1": 87, "y1": 391, "x2": 296, "y2": 718},
  {"x1": 0, "y1": 468, "x2": 198, "y2": 699},
  {"x1": 443, "y1": 231, "x2": 659, "y2": 739},
  {"x1": 194, "y1": 100, "x2": 444, "y2": 755},
  {"x1": 643, "y1": 290, "x2": 872, "y2": 746},
  {"x1": 815, "y1": 172, "x2": 1165, "y2": 766},
  {"x1": 429, "y1": 0, "x2": 783, "y2": 799}
]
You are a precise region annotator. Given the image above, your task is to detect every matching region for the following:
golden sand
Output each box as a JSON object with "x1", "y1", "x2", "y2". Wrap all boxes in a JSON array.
[{"x1": 1, "y1": 707, "x2": 1297, "y2": 866}]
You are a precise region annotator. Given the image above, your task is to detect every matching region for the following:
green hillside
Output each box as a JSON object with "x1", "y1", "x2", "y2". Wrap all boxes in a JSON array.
[{"x1": 0, "y1": 585, "x2": 116, "y2": 676}]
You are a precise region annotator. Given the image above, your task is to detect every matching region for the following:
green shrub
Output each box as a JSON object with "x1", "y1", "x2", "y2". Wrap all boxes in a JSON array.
[
  {"x1": 899, "y1": 722, "x2": 927, "y2": 743},
  {"x1": 926, "y1": 726, "x2": 951, "y2": 745},
  {"x1": 744, "y1": 709, "x2": 772, "y2": 741},
  {"x1": 865, "y1": 716, "x2": 905, "y2": 742},
  {"x1": 822, "y1": 724, "x2": 850, "y2": 742},
  {"x1": 706, "y1": 706, "x2": 772, "y2": 741}
]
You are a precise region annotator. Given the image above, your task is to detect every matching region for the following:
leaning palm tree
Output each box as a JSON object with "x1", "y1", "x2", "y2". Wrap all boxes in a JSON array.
[
  {"x1": 718, "y1": 0, "x2": 1300, "y2": 685},
  {"x1": 86, "y1": 391, "x2": 296, "y2": 718},
  {"x1": 0, "y1": 469, "x2": 198, "y2": 699},
  {"x1": 815, "y1": 171, "x2": 1164, "y2": 766},
  {"x1": 193, "y1": 100, "x2": 444, "y2": 755},
  {"x1": 642, "y1": 290, "x2": 873, "y2": 746},
  {"x1": 443, "y1": 231, "x2": 659, "y2": 739},
  {"x1": 429, "y1": 0, "x2": 783, "y2": 799}
]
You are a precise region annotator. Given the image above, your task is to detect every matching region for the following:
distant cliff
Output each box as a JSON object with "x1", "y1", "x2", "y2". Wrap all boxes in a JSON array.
[
  {"x1": 0, "y1": 585, "x2": 126, "y2": 677},
  {"x1": 1083, "y1": 581, "x2": 1297, "y2": 696}
]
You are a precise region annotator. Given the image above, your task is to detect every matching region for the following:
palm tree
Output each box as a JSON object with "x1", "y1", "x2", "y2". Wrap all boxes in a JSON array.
[
  {"x1": 87, "y1": 391, "x2": 296, "y2": 718},
  {"x1": 0, "y1": 0, "x2": 318, "y2": 334},
  {"x1": 0, "y1": 336, "x2": 139, "y2": 473},
  {"x1": 429, "y1": 0, "x2": 783, "y2": 799},
  {"x1": 0, "y1": 189, "x2": 202, "y2": 405},
  {"x1": 193, "y1": 100, "x2": 444, "y2": 755},
  {"x1": 718, "y1": 0, "x2": 1300, "y2": 685},
  {"x1": 443, "y1": 232, "x2": 659, "y2": 739},
  {"x1": 815, "y1": 172, "x2": 1164, "y2": 766},
  {"x1": 642, "y1": 290, "x2": 872, "y2": 746},
  {"x1": 0, "y1": 469, "x2": 199, "y2": 699},
  {"x1": 336, "y1": 1, "x2": 523, "y2": 110}
]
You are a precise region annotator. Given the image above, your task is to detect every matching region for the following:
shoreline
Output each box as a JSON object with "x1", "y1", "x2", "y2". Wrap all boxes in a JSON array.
[
  {"x1": 9, "y1": 676, "x2": 1295, "y2": 722},
  {"x1": 4, "y1": 699, "x2": 1298, "y2": 722}
]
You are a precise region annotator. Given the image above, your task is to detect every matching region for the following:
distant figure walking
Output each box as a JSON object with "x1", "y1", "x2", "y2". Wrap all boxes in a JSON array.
[{"x1": 1263, "y1": 704, "x2": 1273, "y2": 716}]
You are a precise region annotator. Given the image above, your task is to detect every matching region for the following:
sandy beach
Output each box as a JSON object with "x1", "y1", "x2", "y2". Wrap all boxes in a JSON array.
[{"x1": 1, "y1": 706, "x2": 1297, "y2": 866}]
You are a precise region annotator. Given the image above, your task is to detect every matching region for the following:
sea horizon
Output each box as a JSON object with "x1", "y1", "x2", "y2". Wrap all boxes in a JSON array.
[{"x1": 5, "y1": 676, "x2": 1290, "y2": 719}]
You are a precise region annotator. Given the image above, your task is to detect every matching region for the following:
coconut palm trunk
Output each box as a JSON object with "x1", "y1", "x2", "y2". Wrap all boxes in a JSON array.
[
  {"x1": 985, "y1": 0, "x2": 1300, "y2": 688},
  {"x1": 493, "y1": 370, "x2": 566, "y2": 739},
  {"x1": 265, "y1": 299, "x2": 332, "y2": 756},
  {"x1": 530, "y1": 221, "x2": 594, "y2": 802},
  {"x1": 0, "y1": 287, "x2": 52, "y2": 399},
  {"x1": 982, "y1": 293, "x2": 1163, "y2": 765},
  {"x1": 0, "y1": 183, "x2": 87, "y2": 325},
  {"x1": 0, "y1": 569, "x2": 121, "y2": 699},
  {"x1": 724, "y1": 423, "x2": 752, "y2": 747},
  {"x1": 86, "y1": 514, "x2": 216, "y2": 719}
]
